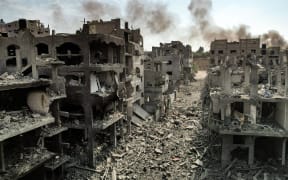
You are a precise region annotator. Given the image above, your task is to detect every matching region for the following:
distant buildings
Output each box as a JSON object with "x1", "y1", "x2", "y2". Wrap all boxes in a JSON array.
[
  {"x1": 206, "y1": 38, "x2": 288, "y2": 167},
  {"x1": 0, "y1": 19, "x2": 50, "y2": 37},
  {"x1": 144, "y1": 41, "x2": 194, "y2": 120}
]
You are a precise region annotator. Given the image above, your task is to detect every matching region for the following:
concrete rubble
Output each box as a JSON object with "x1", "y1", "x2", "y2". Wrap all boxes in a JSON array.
[
  {"x1": 63, "y1": 79, "x2": 209, "y2": 180},
  {"x1": 0, "y1": 16, "x2": 287, "y2": 180},
  {"x1": 0, "y1": 18, "x2": 196, "y2": 180}
]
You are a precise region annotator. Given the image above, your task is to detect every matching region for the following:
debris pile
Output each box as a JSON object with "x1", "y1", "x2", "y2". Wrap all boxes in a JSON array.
[
  {"x1": 0, "y1": 110, "x2": 53, "y2": 135},
  {"x1": 0, "y1": 72, "x2": 44, "y2": 86},
  {"x1": 64, "y1": 77, "x2": 216, "y2": 179}
]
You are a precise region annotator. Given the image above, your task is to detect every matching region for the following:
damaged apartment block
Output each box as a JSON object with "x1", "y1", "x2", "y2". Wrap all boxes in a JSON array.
[
  {"x1": 54, "y1": 18, "x2": 147, "y2": 167},
  {"x1": 0, "y1": 18, "x2": 195, "y2": 179},
  {"x1": 143, "y1": 41, "x2": 194, "y2": 120},
  {"x1": 0, "y1": 18, "x2": 149, "y2": 179},
  {"x1": 0, "y1": 23, "x2": 67, "y2": 179},
  {"x1": 207, "y1": 38, "x2": 288, "y2": 167}
]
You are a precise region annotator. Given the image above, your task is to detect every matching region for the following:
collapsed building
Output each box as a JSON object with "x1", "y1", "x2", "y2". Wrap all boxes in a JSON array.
[
  {"x1": 0, "y1": 18, "x2": 148, "y2": 179},
  {"x1": 206, "y1": 38, "x2": 288, "y2": 167},
  {"x1": 0, "y1": 18, "x2": 195, "y2": 179},
  {"x1": 0, "y1": 29, "x2": 67, "y2": 179},
  {"x1": 151, "y1": 41, "x2": 194, "y2": 87},
  {"x1": 0, "y1": 19, "x2": 50, "y2": 37},
  {"x1": 143, "y1": 41, "x2": 194, "y2": 120}
]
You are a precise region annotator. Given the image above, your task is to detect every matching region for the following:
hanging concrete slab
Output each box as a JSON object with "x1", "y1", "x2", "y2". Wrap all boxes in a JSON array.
[{"x1": 133, "y1": 104, "x2": 153, "y2": 121}]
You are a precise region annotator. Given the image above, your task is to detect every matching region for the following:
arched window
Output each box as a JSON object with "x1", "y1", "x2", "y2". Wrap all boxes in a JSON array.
[
  {"x1": 36, "y1": 43, "x2": 49, "y2": 55},
  {"x1": 57, "y1": 42, "x2": 82, "y2": 65},
  {"x1": 7, "y1": 45, "x2": 19, "y2": 56}
]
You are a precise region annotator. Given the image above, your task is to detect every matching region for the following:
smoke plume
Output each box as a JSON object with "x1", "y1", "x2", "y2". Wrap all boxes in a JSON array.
[
  {"x1": 51, "y1": 3, "x2": 64, "y2": 22},
  {"x1": 262, "y1": 30, "x2": 287, "y2": 47},
  {"x1": 82, "y1": 0, "x2": 120, "y2": 19},
  {"x1": 50, "y1": 2, "x2": 67, "y2": 30},
  {"x1": 80, "y1": 0, "x2": 173, "y2": 34},
  {"x1": 188, "y1": 0, "x2": 287, "y2": 48},
  {"x1": 188, "y1": 0, "x2": 251, "y2": 42},
  {"x1": 125, "y1": 0, "x2": 174, "y2": 33}
]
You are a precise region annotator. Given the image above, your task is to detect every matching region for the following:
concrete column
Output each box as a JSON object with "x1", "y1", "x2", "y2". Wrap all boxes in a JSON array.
[
  {"x1": 245, "y1": 136, "x2": 255, "y2": 165},
  {"x1": 285, "y1": 66, "x2": 288, "y2": 96},
  {"x1": 250, "y1": 104, "x2": 257, "y2": 124},
  {"x1": 32, "y1": 47, "x2": 38, "y2": 79},
  {"x1": 225, "y1": 103, "x2": 231, "y2": 125},
  {"x1": 127, "y1": 102, "x2": 133, "y2": 135},
  {"x1": 83, "y1": 68, "x2": 95, "y2": 168},
  {"x1": 108, "y1": 46, "x2": 114, "y2": 63},
  {"x1": 276, "y1": 67, "x2": 282, "y2": 93},
  {"x1": 16, "y1": 48, "x2": 21, "y2": 71},
  {"x1": 221, "y1": 135, "x2": 233, "y2": 167},
  {"x1": 51, "y1": 65, "x2": 58, "y2": 82},
  {"x1": 82, "y1": 44, "x2": 90, "y2": 66},
  {"x1": 282, "y1": 138, "x2": 287, "y2": 165},
  {"x1": 250, "y1": 66, "x2": 258, "y2": 97},
  {"x1": 0, "y1": 141, "x2": 5, "y2": 172},
  {"x1": 268, "y1": 69, "x2": 272, "y2": 87},
  {"x1": 221, "y1": 106, "x2": 225, "y2": 121},
  {"x1": 111, "y1": 123, "x2": 117, "y2": 148},
  {"x1": 222, "y1": 66, "x2": 231, "y2": 94},
  {"x1": 244, "y1": 65, "x2": 251, "y2": 87},
  {"x1": 84, "y1": 103, "x2": 95, "y2": 168},
  {"x1": 120, "y1": 119, "x2": 124, "y2": 137},
  {"x1": 120, "y1": 46, "x2": 125, "y2": 64},
  {"x1": 52, "y1": 101, "x2": 60, "y2": 125}
]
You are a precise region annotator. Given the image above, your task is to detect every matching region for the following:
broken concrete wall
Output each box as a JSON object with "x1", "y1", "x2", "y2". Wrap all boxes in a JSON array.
[
  {"x1": 276, "y1": 102, "x2": 288, "y2": 130},
  {"x1": 0, "y1": 31, "x2": 37, "y2": 76}
]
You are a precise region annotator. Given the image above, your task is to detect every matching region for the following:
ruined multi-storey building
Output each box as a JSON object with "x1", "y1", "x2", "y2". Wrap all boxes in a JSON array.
[
  {"x1": 151, "y1": 41, "x2": 193, "y2": 89},
  {"x1": 0, "y1": 17, "x2": 196, "y2": 179},
  {"x1": 81, "y1": 19, "x2": 149, "y2": 128},
  {"x1": 0, "y1": 19, "x2": 50, "y2": 37},
  {"x1": 0, "y1": 17, "x2": 149, "y2": 179},
  {"x1": 207, "y1": 38, "x2": 288, "y2": 167},
  {"x1": 143, "y1": 41, "x2": 194, "y2": 119},
  {"x1": 143, "y1": 52, "x2": 169, "y2": 120},
  {"x1": 0, "y1": 28, "x2": 67, "y2": 179}
]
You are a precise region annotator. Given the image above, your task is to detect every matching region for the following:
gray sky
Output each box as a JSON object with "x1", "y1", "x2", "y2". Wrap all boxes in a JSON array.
[{"x1": 0, "y1": 0, "x2": 287, "y2": 51}]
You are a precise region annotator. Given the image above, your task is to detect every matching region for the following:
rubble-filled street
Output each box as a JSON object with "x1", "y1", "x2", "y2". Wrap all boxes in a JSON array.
[
  {"x1": 2, "y1": 1, "x2": 288, "y2": 179},
  {"x1": 108, "y1": 72, "x2": 209, "y2": 179},
  {"x1": 64, "y1": 71, "x2": 217, "y2": 179},
  {"x1": 65, "y1": 71, "x2": 288, "y2": 180}
]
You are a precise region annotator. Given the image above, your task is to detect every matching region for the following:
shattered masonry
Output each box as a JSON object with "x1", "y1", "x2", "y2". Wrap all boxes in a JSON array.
[
  {"x1": 206, "y1": 38, "x2": 288, "y2": 167},
  {"x1": 0, "y1": 18, "x2": 194, "y2": 179}
]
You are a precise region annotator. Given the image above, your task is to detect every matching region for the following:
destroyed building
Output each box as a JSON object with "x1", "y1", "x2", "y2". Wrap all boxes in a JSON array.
[
  {"x1": 0, "y1": 17, "x2": 196, "y2": 179},
  {"x1": 143, "y1": 41, "x2": 194, "y2": 120},
  {"x1": 143, "y1": 52, "x2": 170, "y2": 120},
  {"x1": 0, "y1": 17, "x2": 152, "y2": 179},
  {"x1": 0, "y1": 28, "x2": 67, "y2": 179},
  {"x1": 0, "y1": 19, "x2": 50, "y2": 37},
  {"x1": 206, "y1": 38, "x2": 288, "y2": 167},
  {"x1": 151, "y1": 41, "x2": 194, "y2": 88},
  {"x1": 34, "y1": 18, "x2": 148, "y2": 168}
]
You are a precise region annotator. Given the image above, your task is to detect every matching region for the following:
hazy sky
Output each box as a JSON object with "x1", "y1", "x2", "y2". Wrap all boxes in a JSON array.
[{"x1": 0, "y1": 0, "x2": 287, "y2": 51}]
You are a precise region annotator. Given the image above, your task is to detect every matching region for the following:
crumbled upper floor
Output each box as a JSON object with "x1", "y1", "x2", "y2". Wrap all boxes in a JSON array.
[{"x1": 0, "y1": 110, "x2": 54, "y2": 141}]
